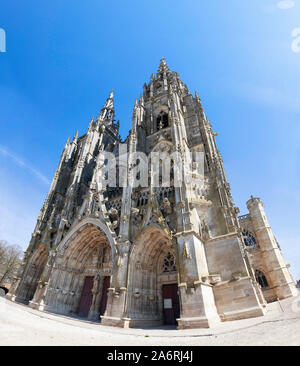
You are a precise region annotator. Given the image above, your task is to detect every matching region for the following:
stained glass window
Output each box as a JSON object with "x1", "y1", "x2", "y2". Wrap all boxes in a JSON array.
[
  {"x1": 242, "y1": 229, "x2": 258, "y2": 248},
  {"x1": 163, "y1": 252, "x2": 176, "y2": 273}
]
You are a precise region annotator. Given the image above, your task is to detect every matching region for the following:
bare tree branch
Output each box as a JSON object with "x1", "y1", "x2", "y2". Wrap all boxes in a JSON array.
[{"x1": 0, "y1": 240, "x2": 23, "y2": 286}]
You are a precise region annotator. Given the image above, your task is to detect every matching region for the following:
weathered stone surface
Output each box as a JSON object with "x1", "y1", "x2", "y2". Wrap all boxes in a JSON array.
[{"x1": 7, "y1": 59, "x2": 297, "y2": 329}]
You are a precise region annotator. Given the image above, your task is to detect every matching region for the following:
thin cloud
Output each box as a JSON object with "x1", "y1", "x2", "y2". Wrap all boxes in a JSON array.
[
  {"x1": 277, "y1": 0, "x2": 296, "y2": 9},
  {"x1": 228, "y1": 82, "x2": 300, "y2": 112},
  {"x1": 0, "y1": 145, "x2": 51, "y2": 185}
]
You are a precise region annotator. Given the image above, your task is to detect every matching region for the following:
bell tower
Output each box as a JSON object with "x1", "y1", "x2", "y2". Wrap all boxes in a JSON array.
[{"x1": 104, "y1": 58, "x2": 266, "y2": 329}]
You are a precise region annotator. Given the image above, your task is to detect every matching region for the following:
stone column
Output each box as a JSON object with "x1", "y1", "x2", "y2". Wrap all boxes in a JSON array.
[
  {"x1": 28, "y1": 251, "x2": 56, "y2": 311},
  {"x1": 100, "y1": 241, "x2": 131, "y2": 328},
  {"x1": 88, "y1": 274, "x2": 102, "y2": 321},
  {"x1": 247, "y1": 197, "x2": 298, "y2": 299},
  {"x1": 175, "y1": 233, "x2": 221, "y2": 329},
  {"x1": 6, "y1": 276, "x2": 22, "y2": 302}
]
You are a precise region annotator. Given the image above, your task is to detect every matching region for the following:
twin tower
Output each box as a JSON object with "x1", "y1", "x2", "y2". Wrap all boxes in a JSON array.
[{"x1": 7, "y1": 59, "x2": 297, "y2": 329}]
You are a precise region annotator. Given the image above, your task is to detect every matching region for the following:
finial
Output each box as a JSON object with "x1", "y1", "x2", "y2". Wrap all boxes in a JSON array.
[
  {"x1": 73, "y1": 130, "x2": 79, "y2": 142},
  {"x1": 139, "y1": 94, "x2": 144, "y2": 106},
  {"x1": 88, "y1": 116, "x2": 95, "y2": 131},
  {"x1": 157, "y1": 57, "x2": 170, "y2": 76},
  {"x1": 98, "y1": 90, "x2": 115, "y2": 120}
]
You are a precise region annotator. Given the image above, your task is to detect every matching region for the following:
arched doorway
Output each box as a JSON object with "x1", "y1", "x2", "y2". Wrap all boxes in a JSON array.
[
  {"x1": 127, "y1": 225, "x2": 180, "y2": 328},
  {"x1": 15, "y1": 243, "x2": 47, "y2": 304},
  {"x1": 44, "y1": 222, "x2": 113, "y2": 320}
]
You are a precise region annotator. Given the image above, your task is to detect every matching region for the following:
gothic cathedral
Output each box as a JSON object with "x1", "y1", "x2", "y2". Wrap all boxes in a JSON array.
[{"x1": 7, "y1": 59, "x2": 298, "y2": 329}]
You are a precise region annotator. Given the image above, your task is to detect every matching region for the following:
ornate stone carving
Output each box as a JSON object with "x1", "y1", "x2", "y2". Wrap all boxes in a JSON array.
[{"x1": 183, "y1": 242, "x2": 191, "y2": 259}]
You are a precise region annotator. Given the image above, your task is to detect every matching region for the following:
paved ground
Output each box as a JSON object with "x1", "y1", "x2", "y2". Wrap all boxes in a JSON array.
[{"x1": 1, "y1": 293, "x2": 300, "y2": 346}]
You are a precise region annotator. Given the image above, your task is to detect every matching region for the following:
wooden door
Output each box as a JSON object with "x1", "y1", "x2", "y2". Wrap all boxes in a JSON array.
[
  {"x1": 99, "y1": 276, "x2": 110, "y2": 317},
  {"x1": 162, "y1": 284, "x2": 180, "y2": 325},
  {"x1": 78, "y1": 276, "x2": 94, "y2": 318}
]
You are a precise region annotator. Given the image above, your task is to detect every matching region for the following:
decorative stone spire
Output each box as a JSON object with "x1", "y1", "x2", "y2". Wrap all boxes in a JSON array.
[
  {"x1": 157, "y1": 57, "x2": 170, "y2": 76},
  {"x1": 139, "y1": 93, "x2": 144, "y2": 106},
  {"x1": 72, "y1": 130, "x2": 79, "y2": 143},
  {"x1": 88, "y1": 116, "x2": 95, "y2": 131},
  {"x1": 98, "y1": 90, "x2": 114, "y2": 121}
]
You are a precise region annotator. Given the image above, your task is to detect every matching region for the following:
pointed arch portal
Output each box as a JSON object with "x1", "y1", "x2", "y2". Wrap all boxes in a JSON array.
[
  {"x1": 16, "y1": 243, "x2": 47, "y2": 304},
  {"x1": 127, "y1": 226, "x2": 180, "y2": 327},
  {"x1": 44, "y1": 222, "x2": 114, "y2": 320}
]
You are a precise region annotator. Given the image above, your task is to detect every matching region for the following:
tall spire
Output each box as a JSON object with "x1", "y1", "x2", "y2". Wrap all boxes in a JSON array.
[
  {"x1": 98, "y1": 90, "x2": 114, "y2": 121},
  {"x1": 157, "y1": 57, "x2": 170, "y2": 76}
]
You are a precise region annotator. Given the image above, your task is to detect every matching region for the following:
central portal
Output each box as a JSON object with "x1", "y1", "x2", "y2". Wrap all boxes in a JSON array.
[{"x1": 78, "y1": 275, "x2": 111, "y2": 319}]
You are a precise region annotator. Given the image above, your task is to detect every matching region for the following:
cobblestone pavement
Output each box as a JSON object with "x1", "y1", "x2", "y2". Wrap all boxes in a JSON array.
[{"x1": 0, "y1": 293, "x2": 300, "y2": 346}]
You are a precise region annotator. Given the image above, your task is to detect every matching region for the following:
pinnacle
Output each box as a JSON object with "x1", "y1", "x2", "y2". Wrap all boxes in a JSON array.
[
  {"x1": 102, "y1": 90, "x2": 114, "y2": 110},
  {"x1": 160, "y1": 56, "x2": 166, "y2": 64},
  {"x1": 72, "y1": 130, "x2": 78, "y2": 142},
  {"x1": 157, "y1": 57, "x2": 170, "y2": 75},
  {"x1": 98, "y1": 90, "x2": 115, "y2": 121}
]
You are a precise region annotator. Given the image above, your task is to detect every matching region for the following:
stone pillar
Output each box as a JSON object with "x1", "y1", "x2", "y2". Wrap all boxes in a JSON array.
[
  {"x1": 175, "y1": 233, "x2": 220, "y2": 329},
  {"x1": 100, "y1": 241, "x2": 131, "y2": 328},
  {"x1": 28, "y1": 251, "x2": 56, "y2": 311},
  {"x1": 101, "y1": 287, "x2": 129, "y2": 327},
  {"x1": 6, "y1": 276, "x2": 22, "y2": 302},
  {"x1": 247, "y1": 197, "x2": 298, "y2": 299},
  {"x1": 88, "y1": 275, "x2": 102, "y2": 321}
]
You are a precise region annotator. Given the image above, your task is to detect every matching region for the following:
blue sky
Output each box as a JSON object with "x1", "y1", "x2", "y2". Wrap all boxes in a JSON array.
[{"x1": 0, "y1": 1, "x2": 299, "y2": 279}]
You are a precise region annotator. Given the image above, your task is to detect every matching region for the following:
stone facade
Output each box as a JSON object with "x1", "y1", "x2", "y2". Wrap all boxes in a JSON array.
[{"x1": 7, "y1": 59, "x2": 297, "y2": 329}]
